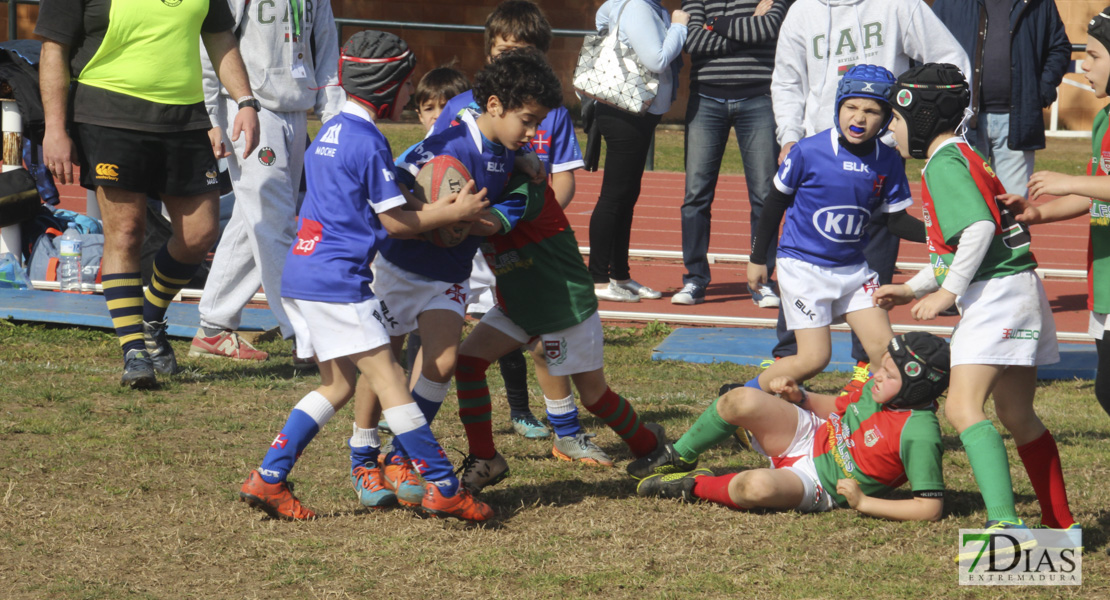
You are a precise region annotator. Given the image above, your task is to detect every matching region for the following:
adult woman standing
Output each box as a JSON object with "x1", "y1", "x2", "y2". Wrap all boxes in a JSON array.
[{"x1": 589, "y1": 0, "x2": 688, "y2": 302}]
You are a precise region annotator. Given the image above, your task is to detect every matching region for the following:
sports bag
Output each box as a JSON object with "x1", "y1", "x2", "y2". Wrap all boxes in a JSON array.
[{"x1": 573, "y1": 0, "x2": 660, "y2": 115}]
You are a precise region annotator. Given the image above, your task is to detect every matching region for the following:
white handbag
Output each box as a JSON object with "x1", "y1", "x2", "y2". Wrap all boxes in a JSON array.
[{"x1": 573, "y1": 0, "x2": 660, "y2": 115}]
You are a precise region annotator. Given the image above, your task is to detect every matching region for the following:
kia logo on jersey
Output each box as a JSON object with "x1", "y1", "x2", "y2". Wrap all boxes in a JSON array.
[{"x1": 812, "y1": 205, "x2": 871, "y2": 243}]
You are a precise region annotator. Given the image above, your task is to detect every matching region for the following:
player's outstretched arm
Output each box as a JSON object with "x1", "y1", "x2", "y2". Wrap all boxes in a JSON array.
[
  {"x1": 1001, "y1": 191, "x2": 1089, "y2": 226},
  {"x1": 837, "y1": 479, "x2": 943, "y2": 521},
  {"x1": 380, "y1": 180, "x2": 489, "y2": 236},
  {"x1": 1029, "y1": 170, "x2": 1110, "y2": 203},
  {"x1": 873, "y1": 283, "x2": 915, "y2": 311},
  {"x1": 767, "y1": 377, "x2": 839, "y2": 417}
]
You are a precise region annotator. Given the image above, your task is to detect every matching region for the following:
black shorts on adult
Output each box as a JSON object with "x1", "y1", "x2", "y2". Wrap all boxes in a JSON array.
[{"x1": 76, "y1": 123, "x2": 219, "y2": 197}]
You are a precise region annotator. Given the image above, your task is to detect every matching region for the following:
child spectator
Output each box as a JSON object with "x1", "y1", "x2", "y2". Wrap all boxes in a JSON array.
[
  {"x1": 746, "y1": 65, "x2": 925, "y2": 392},
  {"x1": 874, "y1": 63, "x2": 1077, "y2": 545},
  {"x1": 631, "y1": 332, "x2": 949, "y2": 522},
  {"x1": 455, "y1": 175, "x2": 664, "y2": 492},
  {"x1": 238, "y1": 31, "x2": 492, "y2": 522},
  {"x1": 430, "y1": 0, "x2": 584, "y2": 439},
  {"x1": 353, "y1": 48, "x2": 563, "y2": 507},
  {"x1": 1002, "y1": 8, "x2": 1110, "y2": 420}
]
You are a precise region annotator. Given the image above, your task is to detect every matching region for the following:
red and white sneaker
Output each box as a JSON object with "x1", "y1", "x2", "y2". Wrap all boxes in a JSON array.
[{"x1": 189, "y1": 330, "x2": 269, "y2": 361}]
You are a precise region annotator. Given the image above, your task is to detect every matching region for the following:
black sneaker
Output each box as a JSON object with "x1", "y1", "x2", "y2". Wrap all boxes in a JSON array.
[
  {"x1": 636, "y1": 468, "x2": 712, "y2": 501},
  {"x1": 143, "y1": 319, "x2": 179, "y2": 375},
  {"x1": 121, "y1": 348, "x2": 157, "y2": 389},
  {"x1": 626, "y1": 434, "x2": 698, "y2": 480}
]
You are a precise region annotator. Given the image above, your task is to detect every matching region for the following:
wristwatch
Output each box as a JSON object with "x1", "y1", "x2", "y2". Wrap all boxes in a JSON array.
[{"x1": 237, "y1": 96, "x2": 261, "y2": 112}]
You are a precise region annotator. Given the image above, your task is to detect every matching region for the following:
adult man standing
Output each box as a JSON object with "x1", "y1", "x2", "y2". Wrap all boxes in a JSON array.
[
  {"x1": 37, "y1": 0, "x2": 259, "y2": 388},
  {"x1": 931, "y1": 0, "x2": 1071, "y2": 197},
  {"x1": 767, "y1": 0, "x2": 969, "y2": 384},
  {"x1": 190, "y1": 0, "x2": 344, "y2": 361},
  {"x1": 672, "y1": 0, "x2": 788, "y2": 307}
]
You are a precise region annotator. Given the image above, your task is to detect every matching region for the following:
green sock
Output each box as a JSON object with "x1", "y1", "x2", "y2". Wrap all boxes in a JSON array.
[
  {"x1": 960, "y1": 420, "x2": 1019, "y2": 523},
  {"x1": 673, "y1": 398, "x2": 739, "y2": 462}
]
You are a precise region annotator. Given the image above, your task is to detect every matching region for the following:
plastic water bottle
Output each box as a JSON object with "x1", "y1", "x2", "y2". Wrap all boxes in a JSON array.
[{"x1": 58, "y1": 223, "x2": 83, "y2": 293}]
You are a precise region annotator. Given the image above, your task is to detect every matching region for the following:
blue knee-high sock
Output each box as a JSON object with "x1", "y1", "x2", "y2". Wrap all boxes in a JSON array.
[
  {"x1": 412, "y1": 375, "x2": 448, "y2": 423},
  {"x1": 385, "y1": 403, "x2": 458, "y2": 496},
  {"x1": 744, "y1": 376, "x2": 762, "y2": 391},
  {"x1": 349, "y1": 423, "x2": 381, "y2": 471},
  {"x1": 258, "y1": 391, "x2": 336, "y2": 483},
  {"x1": 545, "y1": 394, "x2": 582, "y2": 438}
]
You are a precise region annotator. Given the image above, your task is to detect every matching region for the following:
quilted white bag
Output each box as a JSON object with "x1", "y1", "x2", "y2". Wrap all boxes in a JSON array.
[{"x1": 573, "y1": 0, "x2": 659, "y2": 115}]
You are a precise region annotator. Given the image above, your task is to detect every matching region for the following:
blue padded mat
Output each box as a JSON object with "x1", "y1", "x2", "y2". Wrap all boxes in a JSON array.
[
  {"x1": 652, "y1": 327, "x2": 1096, "y2": 381},
  {"x1": 0, "y1": 289, "x2": 278, "y2": 339}
]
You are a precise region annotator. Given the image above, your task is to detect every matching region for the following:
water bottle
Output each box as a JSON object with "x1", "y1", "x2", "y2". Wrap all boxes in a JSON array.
[{"x1": 58, "y1": 223, "x2": 83, "y2": 293}]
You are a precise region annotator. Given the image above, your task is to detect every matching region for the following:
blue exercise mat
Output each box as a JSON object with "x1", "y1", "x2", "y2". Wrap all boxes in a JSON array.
[
  {"x1": 652, "y1": 327, "x2": 1096, "y2": 381},
  {"x1": 0, "y1": 288, "x2": 279, "y2": 339}
]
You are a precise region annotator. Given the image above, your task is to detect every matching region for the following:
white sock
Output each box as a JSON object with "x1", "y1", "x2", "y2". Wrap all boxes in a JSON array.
[
  {"x1": 544, "y1": 394, "x2": 576, "y2": 415},
  {"x1": 413, "y1": 374, "x2": 449, "y2": 404},
  {"x1": 294, "y1": 391, "x2": 336, "y2": 427},
  {"x1": 382, "y1": 402, "x2": 428, "y2": 435},
  {"x1": 349, "y1": 422, "x2": 380, "y2": 449}
]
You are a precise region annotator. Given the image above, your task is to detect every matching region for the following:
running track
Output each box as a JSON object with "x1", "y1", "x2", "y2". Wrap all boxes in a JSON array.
[{"x1": 52, "y1": 170, "x2": 1092, "y2": 340}]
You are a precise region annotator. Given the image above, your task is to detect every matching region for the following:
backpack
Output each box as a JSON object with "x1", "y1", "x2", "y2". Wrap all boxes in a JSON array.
[{"x1": 27, "y1": 228, "x2": 104, "y2": 285}]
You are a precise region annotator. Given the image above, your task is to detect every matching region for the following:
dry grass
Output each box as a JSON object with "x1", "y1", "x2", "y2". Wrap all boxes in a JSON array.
[{"x1": 1, "y1": 320, "x2": 1108, "y2": 598}]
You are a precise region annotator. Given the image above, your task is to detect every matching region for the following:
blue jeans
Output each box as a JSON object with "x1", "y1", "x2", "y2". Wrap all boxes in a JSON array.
[
  {"x1": 968, "y1": 112, "x2": 1035, "y2": 197},
  {"x1": 681, "y1": 93, "x2": 778, "y2": 288}
]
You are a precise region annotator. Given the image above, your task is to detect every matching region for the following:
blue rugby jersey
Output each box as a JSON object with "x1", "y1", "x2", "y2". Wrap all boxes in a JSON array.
[
  {"x1": 774, "y1": 128, "x2": 912, "y2": 267},
  {"x1": 379, "y1": 110, "x2": 524, "y2": 283},
  {"x1": 281, "y1": 102, "x2": 406, "y2": 303},
  {"x1": 431, "y1": 90, "x2": 584, "y2": 174}
]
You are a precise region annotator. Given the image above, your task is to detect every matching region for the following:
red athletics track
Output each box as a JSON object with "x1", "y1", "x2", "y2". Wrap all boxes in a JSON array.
[{"x1": 51, "y1": 169, "x2": 1091, "y2": 339}]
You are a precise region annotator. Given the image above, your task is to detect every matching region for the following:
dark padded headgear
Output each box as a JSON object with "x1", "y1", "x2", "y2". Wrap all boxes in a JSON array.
[
  {"x1": 834, "y1": 64, "x2": 896, "y2": 131},
  {"x1": 340, "y1": 31, "x2": 417, "y2": 120},
  {"x1": 888, "y1": 63, "x2": 970, "y2": 159},
  {"x1": 1090, "y1": 7, "x2": 1110, "y2": 94},
  {"x1": 887, "y1": 332, "x2": 950, "y2": 410}
]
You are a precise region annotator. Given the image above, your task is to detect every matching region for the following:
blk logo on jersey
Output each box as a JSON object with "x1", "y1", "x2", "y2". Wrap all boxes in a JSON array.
[
  {"x1": 812, "y1": 205, "x2": 871, "y2": 242},
  {"x1": 486, "y1": 161, "x2": 506, "y2": 174},
  {"x1": 293, "y1": 218, "x2": 323, "y2": 255}
]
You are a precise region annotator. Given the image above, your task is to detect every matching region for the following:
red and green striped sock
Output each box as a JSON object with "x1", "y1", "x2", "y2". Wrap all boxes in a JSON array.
[
  {"x1": 583, "y1": 387, "x2": 655, "y2": 457},
  {"x1": 455, "y1": 355, "x2": 495, "y2": 458}
]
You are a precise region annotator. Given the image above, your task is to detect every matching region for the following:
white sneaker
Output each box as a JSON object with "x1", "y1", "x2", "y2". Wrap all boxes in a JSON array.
[
  {"x1": 671, "y1": 283, "x2": 705, "y2": 305},
  {"x1": 612, "y1": 278, "x2": 662, "y2": 299},
  {"x1": 749, "y1": 284, "x2": 780, "y2": 308},
  {"x1": 595, "y1": 282, "x2": 640, "y2": 303}
]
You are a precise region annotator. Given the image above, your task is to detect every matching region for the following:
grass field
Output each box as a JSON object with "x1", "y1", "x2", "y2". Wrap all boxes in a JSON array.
[{"x1": 1, "y1": 321, "x2": 1108, "y2": 598}]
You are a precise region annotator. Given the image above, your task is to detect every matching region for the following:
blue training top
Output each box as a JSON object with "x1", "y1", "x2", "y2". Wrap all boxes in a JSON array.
[
  {"x1": 773, "y1": 128, "x2": 912, "y2": 267},
  {"x1": 431, "y1": 90, "x2": 584, "y2": 175},
  {"x1": 379, "y1": 109, "x2": 524, "y2": 283},
  {"x1": 282, "y1": 102, "x2": 407, "y2": 303}
]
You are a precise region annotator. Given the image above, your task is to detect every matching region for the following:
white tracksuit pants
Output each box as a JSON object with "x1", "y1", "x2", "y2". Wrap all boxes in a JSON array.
[{"x1": 198, "y1": 98, "x2": 307, "y2": 338}]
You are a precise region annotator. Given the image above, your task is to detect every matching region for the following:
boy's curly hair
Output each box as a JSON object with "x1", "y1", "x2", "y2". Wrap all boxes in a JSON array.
[
  {"x1": 473, "y1": 47, "x2": 562, "y2": 112},
  {"x1": 485, "y1": 0, "x2": 552, "y2": 55},
  {"x1": 414, "y1": 62, "x2": 470, "y2": 107}
]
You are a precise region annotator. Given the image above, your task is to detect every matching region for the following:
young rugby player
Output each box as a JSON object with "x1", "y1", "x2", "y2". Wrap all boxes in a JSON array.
[
  {"x1": 454, "y1": 175, "x2": 664, "y2": 492},
  {"x1": 746, "y1": 64, "x2": 926, "y2": 391},
  {"x1": 237, "y1": 31, "x2": 493, "y2": 522},
  {"x1": 632, "y1": 332, "x2": 948, "y2": 522},
  {"x1": 351, "y1": 48, "x2": 563, "y2": 507},
  {"x1": 1001, "y1": 8, "x2": 1110, "y2": 420},
  {"x1": 874, "y1": 63, "x2": 1077, "y2": 540}
]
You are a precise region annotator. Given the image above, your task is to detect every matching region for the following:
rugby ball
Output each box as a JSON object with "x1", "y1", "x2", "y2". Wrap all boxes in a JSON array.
[{"x1": 412, "y1": 155, "x2": 473, "y2": 248}]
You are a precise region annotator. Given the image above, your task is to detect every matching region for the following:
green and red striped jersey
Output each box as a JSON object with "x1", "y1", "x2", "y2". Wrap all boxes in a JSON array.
[
  {"x1": 482, "y1": 177, "x2": 598, "y2": 336},
  {"x1": 920, "y1": 140, "x2": 1037, "y2": 287},
  {"x1": 1087, "y1": 106, "x2": 1110, "y2": 314},
  {"x1": 812, "y1": 380, "x2": 944, "y2": 507}
]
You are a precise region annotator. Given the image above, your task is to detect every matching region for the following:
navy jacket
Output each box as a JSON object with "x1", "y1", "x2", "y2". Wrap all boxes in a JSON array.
[{"x1": 932, "y1": 0, "x2": 1071, "y2": 151}]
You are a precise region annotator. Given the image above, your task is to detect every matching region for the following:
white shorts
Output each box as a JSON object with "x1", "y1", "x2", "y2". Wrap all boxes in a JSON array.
[
  {"x1": 479, "y1": 308, "x2": 604, "y2": 376},
  {"x1": 371, "y1": 256, "x2": 470, "y2": 336},
  {"x1": 1088, "y1": 311, "x2": 1108, "y2": 341},
  {"x1": 950, "y1": 270, "x2": 1059, "y2": 367},
  {"x1": 777, "y1": 257, "x2": 880, "y2": 331},
  {"x1": 749, "y1": 404, "x2": 839, "y2": 513},
  {"x1": 466, "y1": 250, "x2": 496, "y2": 316},
  {"x1": 282, "y1": 297, "x2": 391, "y2": 363}
]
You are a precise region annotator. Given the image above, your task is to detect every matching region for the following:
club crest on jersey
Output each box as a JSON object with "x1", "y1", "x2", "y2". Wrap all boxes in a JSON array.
[
  {"x1": 812, "y1": 205, "x2": 871, "y2": 242},
  {"x1": 1100, "y1": 150, "x2": 1110, "y2": 174},
  {"x1": 864, "y1": 428, "x2": 882, "y2": 447},
  {"x1": 258, "y1": 147, "x2": 277, "y2": 166}
]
